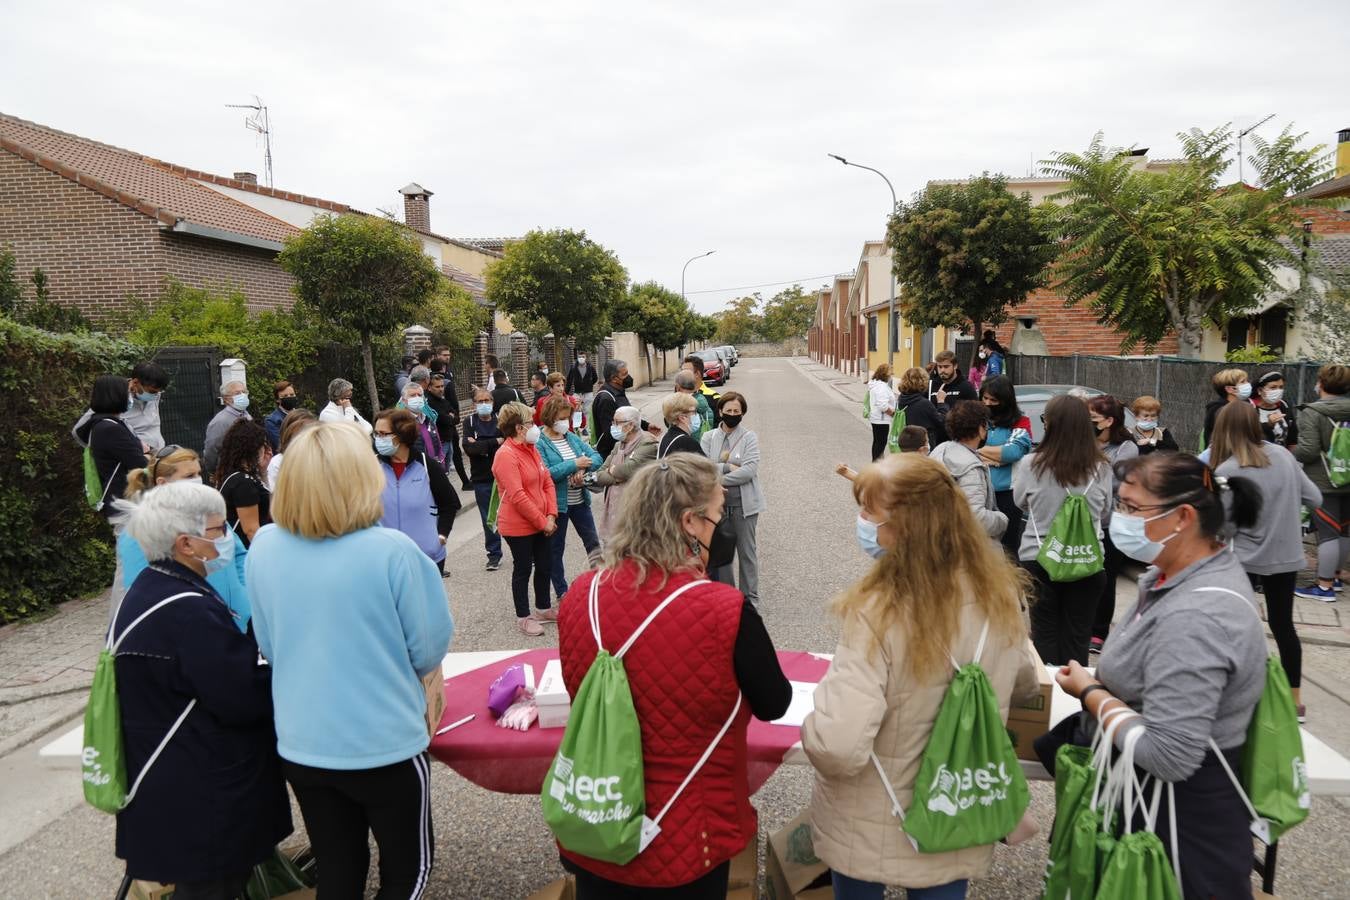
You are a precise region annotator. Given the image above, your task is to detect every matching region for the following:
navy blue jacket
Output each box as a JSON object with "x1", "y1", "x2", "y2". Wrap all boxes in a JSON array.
[{"x1": 113, "y1": 561, "x2": 290, "y2": 882}]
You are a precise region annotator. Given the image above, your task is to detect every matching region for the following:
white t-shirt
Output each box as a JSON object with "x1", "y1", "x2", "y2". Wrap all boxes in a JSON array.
[
  {"x1": 868, "y1": 380, "x2": 896, "y2": 424},
  {"x1": 266, "y1": 452, "x2": 283, "y2": 490}
]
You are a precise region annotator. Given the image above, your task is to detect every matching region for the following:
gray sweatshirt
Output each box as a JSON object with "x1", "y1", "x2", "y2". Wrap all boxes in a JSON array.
[
  {"x1": 1095, "y1": 550, "x2": 1266, "y2": 782},
  {"x1": 929, "y1": 441, "x2": 1007, "y2": 539},
  {"x1": 1012, "y1": 455, "x2": 1112, "y2": 563},
  {"x1": 1215, "y1": 442, "x2": 1322, "y2": 576}
]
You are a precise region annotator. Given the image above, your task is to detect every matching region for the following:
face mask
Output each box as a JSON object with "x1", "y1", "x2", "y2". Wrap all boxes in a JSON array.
[
  {"x1": 978, "y1": 350, "x2": 988, "y2": 359},
  {"x1": 137, "y1": 391, "x2": 159, "y2": 403},
  {"x1": 279, "y1": 396, "x2": 299, "y2": 411},
  {"x1": 191, "y1": 533, "x2": 234, "y2": 575},
  {"x1": 181, "y1": 475, "x2": 203, "y2": 485},
  {"x1": 689, "y1": 413, "x2": 702, "y2": 433},
  {"x1": 1235, "y1": 383, "x2": 1253, "y2": 400},
  {"x1": 1108, "y1": 508, "x2": 1179, "y2": 564},
  {"x1": 406, "y1": 396, "x2": 426, "y2": 413},
  {"x1": 700, "y1": 515, "x2": 737, "y2": 569},
  {"x1": 722, "y1": 413, "x2": 743, "y2": 429},
  {"x1": 476, "y1": 402, "x2": 493, "y2": 417},
  {"x1": 541, "y1": 368, "x2": 549, "y2": 376},
  {"x1": 1136, "y1": 419, "x2": 1157, "y2": 432},
  {"x1": 1262, "y1": 388, "x2": 1284, "y2": 404},
  {"x1": 553, "y1": 418, "x2": 571, "y2": 435},
  {"x1": 374, "y1": 435, "x2": 397, "y2": 456},
  {"x1": 524, "y1": 425, "x2": 541, "y2": 444},
  {"x1": 232, "y1": 393, "x2": 250, "y2": 412},
  {"x1": 622, "y1": 375, "x2": 634, "y2": 389},
  {"x1": 610, "y1": 424, "x2": 627, "y2": 441},
  {"x1": 856, "y1": 515, "x2": 886, "y2": 559},
  {"x1": 577, "y1": 357, "x2": 587, "y2": 366}
]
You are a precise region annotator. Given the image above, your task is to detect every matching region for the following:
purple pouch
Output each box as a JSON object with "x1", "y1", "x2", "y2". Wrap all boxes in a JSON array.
[{"x1": 487, "y1": 664, "x2": 527, "y2": 718}]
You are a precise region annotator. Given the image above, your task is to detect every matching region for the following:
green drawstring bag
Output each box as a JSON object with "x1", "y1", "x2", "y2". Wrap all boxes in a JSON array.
[
  {"x1": 885, "y1": 408, "x2": 908, "y2": 453},
  {"x1": 872, "y1": 622, "x2": 1030, "y2": 854},
  {"x1": 1029, "y1": 472, "x2": 1104, "y2": 582},
  {"x1": 541, "y1": 574, "x2": 740, "y2": 864},
  {"x1": 83, "y1": 592, "x2": 200, "y2": 814},
  {"x1": 1093, "y1": 727, "x2": 1183, "y2": 900},
  {"x1": 486, "y1": 482, "x2": 501, "y2": 533},
  {"x1": 861, "y1": 391, "x2": 872, "y2": 421},
  {"x1": 1041, "y1": 744, "x2": 1094, "y2": 900},
  {"x1": 1321, "y1": 416, "x2": 1350, "y2": 488},
  {"x1": 1197, "y1": 587, "x2": 1310, "y2": 844}
]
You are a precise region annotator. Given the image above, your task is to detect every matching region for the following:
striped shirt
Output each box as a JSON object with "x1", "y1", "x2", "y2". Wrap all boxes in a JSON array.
[{"x1": 551, "y1": 436, "x2": 584, "y2": 507}]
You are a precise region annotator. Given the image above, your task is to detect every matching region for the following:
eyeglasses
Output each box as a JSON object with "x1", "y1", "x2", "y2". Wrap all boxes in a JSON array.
[{"x1": 1114, "y1": 499, "x2": 1173, "y2": 516}]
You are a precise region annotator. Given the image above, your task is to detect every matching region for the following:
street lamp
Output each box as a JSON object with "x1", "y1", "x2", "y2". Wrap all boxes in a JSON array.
[
  {"x1": 829, "y1": 153, "x2": 899, "y2": 369},
  {"x1": 681, "y1": 250, "x2": 716, "y2": 302}
]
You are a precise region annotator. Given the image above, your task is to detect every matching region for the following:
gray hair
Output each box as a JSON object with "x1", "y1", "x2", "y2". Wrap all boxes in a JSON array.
[
  {"x1": 674, "y1": 372, "x2": 697, "y2": 392},
  {"x1": 327, "y1": 378, "x2": 353, "y2": 403},
  {"x1": 603, "y1": 359, "x2": 627, "y2": 382},
  {"x1": 409, "y1": 366, "x2": 430, "y2": 385},
  {"x1": 401, "y1": 381, "x2": 424, "y2": 399},
  {"x1": 613, "y1": 405, "x2": 640, "y2": 425},
  {"x1": 219, "y1": 380, "x2": 245, "y2": 398},
  {"x1": 115, "y1": 482, "x2": 225, "y2": 563}
]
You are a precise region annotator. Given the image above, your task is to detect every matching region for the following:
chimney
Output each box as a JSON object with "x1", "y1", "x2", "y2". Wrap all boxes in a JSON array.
[
  {"x1": 233, "y1": 172, "x2": 258, "y2": 185},
  {"x1": 1337, "y1": 127, "x2": 1350, "y2": 179},
  {"x1": 400, "y1": 182, "x2": 434, "y2": 233}
]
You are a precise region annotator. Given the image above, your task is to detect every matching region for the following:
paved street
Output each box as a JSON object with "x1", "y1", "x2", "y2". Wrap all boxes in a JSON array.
[{"x1": 3, "y1": 357, "x2": 1350, "y2": 897}]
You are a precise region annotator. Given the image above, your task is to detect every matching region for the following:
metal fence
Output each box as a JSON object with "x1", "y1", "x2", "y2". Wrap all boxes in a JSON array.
[
  {"x1": 1005, "y1": 354, "x2": 1325, "y2": 452},
  {"x1": 152, "y1": 346, "x2": 221, "y2": 452}
]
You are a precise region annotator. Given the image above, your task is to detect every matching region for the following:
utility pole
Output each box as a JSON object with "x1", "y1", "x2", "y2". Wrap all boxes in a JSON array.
[{"x1": 828, "y1": 154, "x2": 899, "y2": 370}]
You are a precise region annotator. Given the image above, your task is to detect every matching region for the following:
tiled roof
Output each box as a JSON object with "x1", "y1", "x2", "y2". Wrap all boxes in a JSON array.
[
  {"x1": 1295, "y1": 173, "x2": 1350, "y2": 200},
  {"x1": 442, "y1": 264, "x2": 488, "y2": 304},
  {"x1": 1312, "y1": 234, "x2": 1350, "y2": 274},
  {"x1": 457, "y1": 237, "x2": 514, "y2": 254},
  {"x1": 0, "y1": 112, "x2": 298, "y2": 246}
]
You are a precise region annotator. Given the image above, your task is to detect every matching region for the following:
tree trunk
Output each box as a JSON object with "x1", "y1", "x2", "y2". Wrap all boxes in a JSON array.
[
  {"x1": 1176, "y1": 321, "x2": 1204, "y2": 359},
  {"x1": 553, "y1": 335, "x2": 564, "y2": 376},
  {"x1": 360, "y1": 332, "x2": 380, "y2": 415}
]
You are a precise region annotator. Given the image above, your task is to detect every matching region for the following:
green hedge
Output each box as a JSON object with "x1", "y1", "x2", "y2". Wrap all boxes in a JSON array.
[{"x1": 0, "y1": 317, "x2": 144, "y2": 622}]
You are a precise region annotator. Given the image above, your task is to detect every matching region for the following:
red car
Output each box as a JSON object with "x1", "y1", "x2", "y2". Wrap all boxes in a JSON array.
[{"x1": 696, "y1": 352, "x2": 726, "y2": 386}]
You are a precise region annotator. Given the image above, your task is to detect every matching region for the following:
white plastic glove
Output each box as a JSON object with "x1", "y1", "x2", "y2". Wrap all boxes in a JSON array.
[{"x1": 496, "y1": 696, "x2": 538, "y2": 731}]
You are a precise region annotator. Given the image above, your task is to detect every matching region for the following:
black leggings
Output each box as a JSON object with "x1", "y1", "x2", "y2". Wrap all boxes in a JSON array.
[
  {"x1": 1256, "y1": 570, "x2": 1301, "y2": 688},
  {"x1": 1091, "y1": 533, "x2": 1127, "y2": 641},
  {"x1": 504, "y1": 531, "x2": 552, "y2": 619},
  {"x1": 1022, "y1": 559, "x2": 1107, "y2": 666},
  {"x1": 995, "y1": 490, "x2": 1023, "y2": 558},
  {"x1": 284, "y1": 754, "x2": 432, "y2": 900},
  {"x1": 567, "y1": 859, "x2": 730, "y2": 899},
  {"x1": 870, "y1": 423, "x2": 889, "y2": 461}
]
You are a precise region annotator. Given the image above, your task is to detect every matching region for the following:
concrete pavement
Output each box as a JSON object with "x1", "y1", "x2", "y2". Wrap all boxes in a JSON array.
[{"x1": 2, "y1": 357, "x2": 1350, "y2": 897}]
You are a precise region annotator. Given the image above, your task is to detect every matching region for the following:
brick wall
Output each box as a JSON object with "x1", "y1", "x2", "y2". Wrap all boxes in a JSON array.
[
  {"x1": 1, "y1": 148, "x2": 295, "y2": 322},
  {"x1": 988, "y1": 287, "x2": 1181, "y2": 356}
]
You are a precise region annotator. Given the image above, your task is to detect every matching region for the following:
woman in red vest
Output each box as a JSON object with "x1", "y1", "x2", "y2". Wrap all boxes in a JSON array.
[{"x1": 557, "y1": 454, "x2": 792, "y2": 898}]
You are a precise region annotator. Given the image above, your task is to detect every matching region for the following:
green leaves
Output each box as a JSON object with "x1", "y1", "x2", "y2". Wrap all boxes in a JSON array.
[
  {"x1": 615, "y1": 281, "x2": 690, "y2": 352},
  {"x1": 484, "y1": 228, "x2": 628, "y2": 349},
  {"x1": 888, "y1": 173, "x2": 1052, "y2": 331}
]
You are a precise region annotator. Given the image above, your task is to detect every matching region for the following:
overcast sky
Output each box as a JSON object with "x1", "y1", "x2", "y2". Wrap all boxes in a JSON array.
[{"x1": 4, "y1": 1, "x2": 1347, "y2": 314}]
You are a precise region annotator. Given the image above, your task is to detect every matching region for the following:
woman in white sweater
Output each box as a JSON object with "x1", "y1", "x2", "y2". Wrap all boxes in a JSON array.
[{"x1": 866, "y1": 364, "x2": 897, "y2": 461}]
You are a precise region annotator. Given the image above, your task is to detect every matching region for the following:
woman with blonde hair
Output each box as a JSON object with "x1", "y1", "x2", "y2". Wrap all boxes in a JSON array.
[
  {"x1": 658, "y1": 391, "x2": 704, "y2": 457},
  {"x1": 556, "y1": 454, "x2": 791, "y2": 897},
  {"x1": 245, "y1": 423, "x2": 453, "y2": 898},
  {"x1": 1211, "y1": 401, "x2": 1321, "y2": 719},
  {"x1": 804, "y1": 454, "x2": 1040, "y2": 900},
  {"x1": 117, "y1": 446, "x2": 251, "y2": 631}
]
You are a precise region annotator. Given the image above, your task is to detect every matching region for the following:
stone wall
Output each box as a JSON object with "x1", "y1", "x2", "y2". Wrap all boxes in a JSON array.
[{"x1": 732, "y1": 338, "x2": 808, "y2": 358}]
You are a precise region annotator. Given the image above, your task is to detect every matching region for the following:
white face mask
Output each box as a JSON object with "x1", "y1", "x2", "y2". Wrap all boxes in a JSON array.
[
  {"x1": 180, "y1": 475, "x2": 204, "y2": 485},
  {"x1": 524, "y1": 425, "x2": 541, "y2": 445},
  {"x1": 406, "y1": 395, "x2": 425, "y2": 412},
  {"x1": 553, "y1": 419, "x2": 571, "y2": 435},
  {"x1": 1108, "y1": 508, "x2": 1179, "y2": 564},
  {"x1": 1262, "y1": 388, "x2": 1284, "y2": 404},
  {"x1": 1234, "y1": 382, "x2": 1253, "y2": 400},
  {"x1": 1136, "y1": 419, "x2": 1157, "y2": 432}
]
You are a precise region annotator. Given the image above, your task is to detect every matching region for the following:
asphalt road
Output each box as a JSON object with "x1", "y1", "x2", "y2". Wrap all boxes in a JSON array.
[{"x1": 4, "y1": 357, "x2": 1350, "y2": 898}]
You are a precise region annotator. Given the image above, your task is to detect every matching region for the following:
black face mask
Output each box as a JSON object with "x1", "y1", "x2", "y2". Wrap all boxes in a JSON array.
[
  {"x1": 701, "y1": 514, "x2": 737, "y2": 570},
  {"x1": 721, "y1": 413, "x2": 743, "y2": 429},
  {"x1": 279, "y1": 396, "x2": 299, "y2": 411},
  {"x1": 622, "y1": 375, "x2": 634, "y2": 389}
]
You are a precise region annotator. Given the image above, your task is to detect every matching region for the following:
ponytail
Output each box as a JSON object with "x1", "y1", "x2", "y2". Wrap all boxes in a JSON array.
[
  {"x1": 1220, "y1": 474, "x2": 1261, "y2": 532},
  {"x1": 123, "y1": 465, "x2": 155, "y2": 499}
]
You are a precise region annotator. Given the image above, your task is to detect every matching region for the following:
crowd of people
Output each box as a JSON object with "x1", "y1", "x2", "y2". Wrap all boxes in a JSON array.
[{"x1": 74, "y1": 345, "x2": 1350, "y2": 898}]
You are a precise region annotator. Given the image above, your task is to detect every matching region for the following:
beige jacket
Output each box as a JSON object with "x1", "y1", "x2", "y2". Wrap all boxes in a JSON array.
[{"x1": 803, "y1": 598, "x2": 1040, "y2": 888}]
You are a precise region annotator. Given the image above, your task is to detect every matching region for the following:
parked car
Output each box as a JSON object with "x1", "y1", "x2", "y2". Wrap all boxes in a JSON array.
[
  {"x1": 1014, "y1": 384, "x2": 1136, "y2": 446},
  {"x1": 695, "y1": 350, "x2": 728, "y2": 386},
  {"x1": 716, "y1": 345, "x2": 739, "y2": 366}
]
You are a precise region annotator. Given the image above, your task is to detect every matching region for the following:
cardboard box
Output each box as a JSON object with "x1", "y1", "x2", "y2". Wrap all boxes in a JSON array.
[
  {"x1": 765, "y1": 812, "x2": 833, "y2": 899},
  {"x1": 536, "y1": 658, "x2": 572, "y2": 729},
  {"x1": 1006, "y1": 643, "x2": 1054, "y2": 761},
  {"x1": 423, "y1": 667, "x2": 446, "y2": 738},
  {"x1": 129, "y1": 883, "x2": 173, "y2": 900},
  {"x1": 527, "y1": 876, "x2": 576, "y2": 900},
  {"x1": 727, "y1": 839, "x2": 756, "y2": 893}
]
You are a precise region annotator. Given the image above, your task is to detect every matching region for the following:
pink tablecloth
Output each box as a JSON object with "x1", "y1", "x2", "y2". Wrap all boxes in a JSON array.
[{"x1": 428, "y1": 649, "x2": 831, "y2": 795}]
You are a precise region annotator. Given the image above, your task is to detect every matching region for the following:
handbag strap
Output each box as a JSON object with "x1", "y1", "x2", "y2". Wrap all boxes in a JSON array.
[
  {"x1": 89, "y1": 420, "x2": 122, "y2": 511},
  {"x1": 648, "y1": 692, "x2": 743, "y2": 832}
]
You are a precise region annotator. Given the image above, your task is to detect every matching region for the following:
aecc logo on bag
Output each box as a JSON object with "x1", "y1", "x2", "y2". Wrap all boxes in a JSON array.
[
  {"x1": 549, "y1": 754, "x2": 636, "y2": 824},
  {"x1": 1041, "y1": 538, "x2": 1098, "y2": 565},
  {"x1": 925, "y1": 761, "x2": 1015, "y2": 817}
]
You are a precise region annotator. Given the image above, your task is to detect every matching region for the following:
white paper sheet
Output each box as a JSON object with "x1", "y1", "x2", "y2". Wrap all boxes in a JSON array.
[{"x1": 770, "y1": 681, "x2": 818, "y2": 727}]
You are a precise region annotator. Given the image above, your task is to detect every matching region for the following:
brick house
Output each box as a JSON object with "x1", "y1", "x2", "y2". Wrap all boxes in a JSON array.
[{"x1": 0, "y1": 112, "x2": 501, "y2": 322}]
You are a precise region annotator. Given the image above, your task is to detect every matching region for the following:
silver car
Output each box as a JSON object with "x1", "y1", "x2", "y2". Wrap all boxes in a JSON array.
[{"x1": 1015, "y1": 384, "x2": 1135, "y2": 446}]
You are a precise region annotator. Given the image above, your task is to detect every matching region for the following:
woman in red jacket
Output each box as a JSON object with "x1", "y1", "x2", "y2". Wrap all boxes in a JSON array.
[
  {"x1": 557, "y1": 454, "x2": 792, "y2": 898},
  {"x1": 492, "y1": 401, "x2": 559, "y2": 636}
]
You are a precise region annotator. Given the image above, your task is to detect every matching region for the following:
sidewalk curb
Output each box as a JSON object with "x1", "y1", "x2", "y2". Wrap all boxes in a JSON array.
[{"x1": 0, "y1": 696, "x2": 85, "y2": 760}]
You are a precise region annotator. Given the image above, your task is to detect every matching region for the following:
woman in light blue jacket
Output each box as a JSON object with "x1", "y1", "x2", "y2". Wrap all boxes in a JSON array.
[
  {"x1": 537, "y1": 395, "x2": 605, "y2": 598},
  {"x1": 700, "y1": 391, "x2": 763, "y2": 608},
  {"x1": 976, "y1": 376, "x2": 1034, "y2": 557},
  {"x1": 373, "y1": 409, "x2": 460, "y2": 574},
  {"x1": 117, "y1": 446, "x2": 251, "y2": 632}
]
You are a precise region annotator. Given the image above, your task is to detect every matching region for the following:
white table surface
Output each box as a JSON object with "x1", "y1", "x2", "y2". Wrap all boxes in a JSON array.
[{"x1": 40, "y1": 653, "x2": 1350, "y2": 797}]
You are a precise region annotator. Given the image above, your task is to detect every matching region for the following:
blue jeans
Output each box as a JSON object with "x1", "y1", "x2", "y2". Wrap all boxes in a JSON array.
[
  {"x1": 472, "y1": 482, "x2": 502, "y2": 561},
  {"x1": 550, "y1": 504, "x2": 601, "y2": 597},
  {"x1": 832, "y1": 873, "x2": 967, "y2": 900}
]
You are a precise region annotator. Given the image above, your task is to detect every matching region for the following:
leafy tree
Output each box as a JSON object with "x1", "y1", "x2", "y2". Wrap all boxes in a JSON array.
[
  {"x1": 421, "y1": 279, "x2": 490, "y2": 348},
  {"x1": 1043, "y1": 125, "x2": 1331, "y2": 357},
  {"x1": 759, "y1": 284, "x2": 816, "y2": 342},
  {"x1": 1299, "y1": 250, "x2": 1350, "y2": 361},
  {"x1": 613, "y1": 281, "x2": 690, "y2": 379},
  {"x1": 887, "y1": 173, "x2": 1052, "y2": 338},
  {"x1": 17, "y1": 269, "x2": 90, "y2": 333},
  {"x1": 279, "y1": 214, "x2": 441, "y2": 411},
  {"x1": 1250, "y1": 125, "x2": 1335, "y2": 195},
  {"x1": 0, "y1": 246, "x2": 20, "y2": 317},
  {"x1": 485, "y1": 228, "x2": 628, "y2": 369},
  {"x1": 124, "y1": 280, "x2": 329, "y2": 401},
  {"x1": 715, "y1": 294, "x2": 762, "y2": 344}
]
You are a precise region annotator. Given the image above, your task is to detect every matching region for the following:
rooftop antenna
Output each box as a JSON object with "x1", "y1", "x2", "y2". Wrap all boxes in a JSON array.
[
  {"x1": 1237, "y1": 113, "x2": 1275, "y2": 185},
  {"x1": 225, "y1": 96, "x2": 273, "y2": 187}
]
